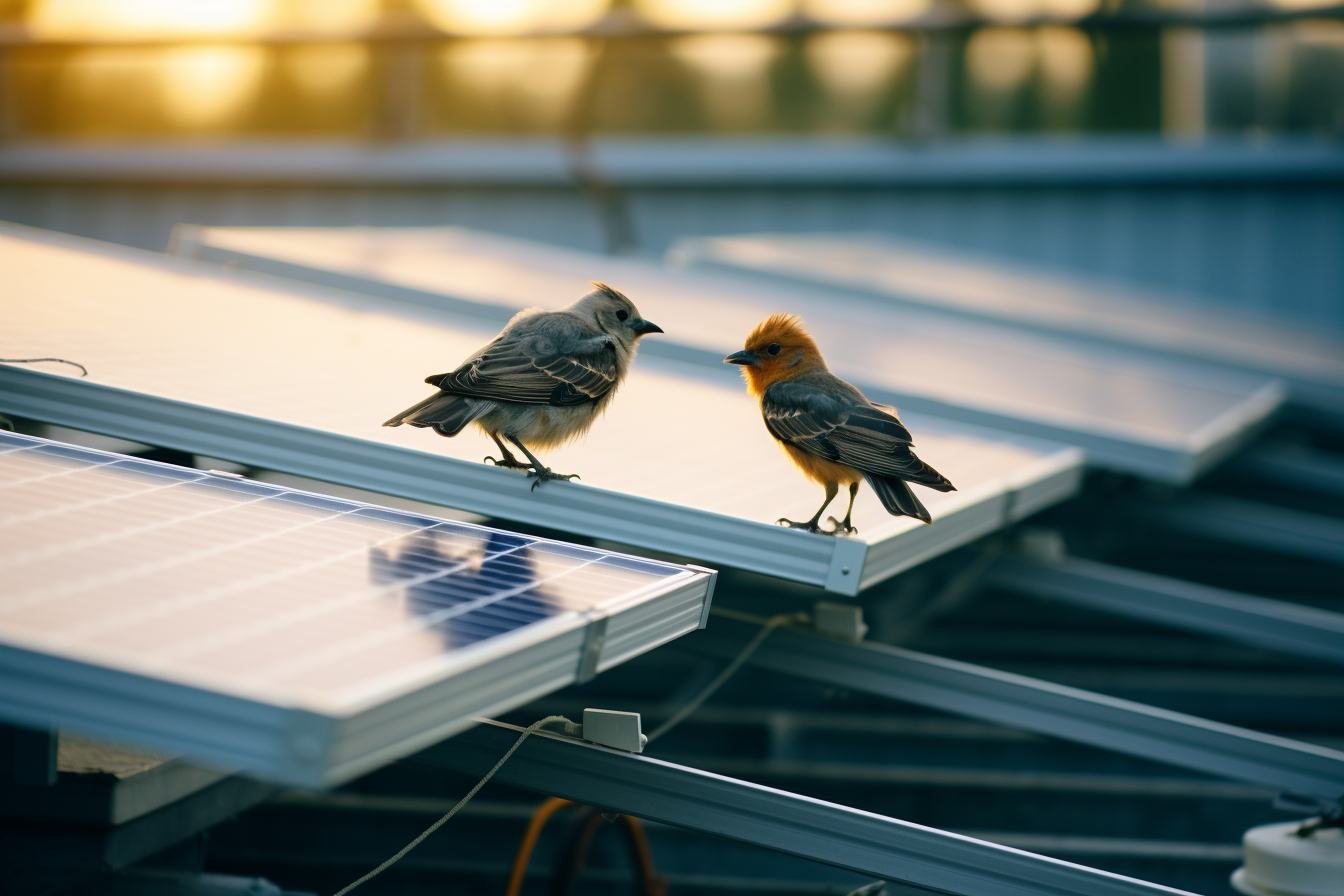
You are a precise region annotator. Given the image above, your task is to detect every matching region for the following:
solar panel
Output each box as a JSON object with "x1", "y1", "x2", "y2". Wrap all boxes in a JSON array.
[
  {"x1": 0, "y1": 431, "x2": 715, "y2": 788},
  {"x1": 166, "y1": 224, "x2": 1285, "y2": 483},
  {"x1": 0, "y1": 224, "x2": 1082, "y2": 595},
  {"x1": 668, "y1": 232, "x2": 1344, "y2": 416}
]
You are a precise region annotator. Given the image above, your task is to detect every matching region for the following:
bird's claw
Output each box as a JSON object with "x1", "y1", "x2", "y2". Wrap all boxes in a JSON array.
[
  {"x1": 484, "y1": 455, "x2": 532, "y2": 471},
  {"x1": 826, "y1": 516, "x2": 859, "y2": 537},
  {"x1": 528, "y1": 468, "x2": 580, "y2": 491},
  {"x1": 776, "y1": 517, "x2": 823, "y2": 534}
]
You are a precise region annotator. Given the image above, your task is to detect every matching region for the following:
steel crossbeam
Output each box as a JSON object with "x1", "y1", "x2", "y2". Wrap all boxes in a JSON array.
[
  {"x1": 430, "y1": 721, "x2": 1196, "y2": 896},
  {"x1": 1147, "y1": 494, "x2": 1344, "y2": 567},
  {"x1": 678, "y1": 617, "x2": 1344, "y2": 800},
  {"x1": 987, "y1": 556, "x2": 1344, "y2": 665}
]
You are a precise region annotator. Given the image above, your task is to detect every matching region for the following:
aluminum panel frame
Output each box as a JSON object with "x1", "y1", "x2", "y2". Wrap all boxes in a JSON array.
[{"x1": 0, "y1": 365, "x2": 1079, "y2": 596}]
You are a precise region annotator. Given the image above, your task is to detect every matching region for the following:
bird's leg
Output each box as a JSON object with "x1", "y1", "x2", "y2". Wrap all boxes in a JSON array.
[
  {"x1": 779, "y1": 481, "x2": 838, "y2": 534},
  {"x1": 827, "y1": 482, "x2": 861, "y2": 536},
  {"x1": 507, "y1": 436, "x2": 580, "y2": 491},
  {"x1": 483, "y1": 432, "x2": 531, "y2": 471}
]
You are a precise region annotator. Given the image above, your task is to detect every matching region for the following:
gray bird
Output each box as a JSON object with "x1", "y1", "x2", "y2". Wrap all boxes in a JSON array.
[{"x1": 383, "y1": 283, "x2": 662, "y2": 489}]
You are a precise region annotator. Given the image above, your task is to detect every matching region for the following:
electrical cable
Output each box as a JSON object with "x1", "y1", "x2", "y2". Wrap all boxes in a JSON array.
[
  {"x1": 333, "y1": 609, "x2": 801, "y2": 895},
  {"x1": 330, "y1": 715, "x2": 574, "y2": 896},
  {"x1": 0, "y1": 358, "x2": 88, "y2": 376},
  {"x1": 645, "y1": 608, "x2": 807, "y2": 744},
  {"x1": 504, "y1": 797, "x2": 575, "y2": 896}
]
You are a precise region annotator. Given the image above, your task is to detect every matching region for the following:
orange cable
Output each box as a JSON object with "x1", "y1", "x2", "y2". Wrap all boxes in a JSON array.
[
  {"x1": 504, "y1": 797, "x2": 574, "y2": 896},
  {"x1": 621, "y1": 815, "x2": 667, "y2": 896}
]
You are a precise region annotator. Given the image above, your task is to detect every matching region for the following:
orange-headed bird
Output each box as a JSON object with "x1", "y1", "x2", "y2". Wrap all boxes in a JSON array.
[{"x1": 726, "y1": 314, "x2": 955, "y2": 534}]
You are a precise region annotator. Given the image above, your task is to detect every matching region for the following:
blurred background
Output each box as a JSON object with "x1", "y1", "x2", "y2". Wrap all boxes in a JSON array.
[
  {"x1": 3, "y1": 5, "x2": 1344, "y2": 896},
  {"x1": 0, "y1": 0, "x2": 1341, "y2": 329}
]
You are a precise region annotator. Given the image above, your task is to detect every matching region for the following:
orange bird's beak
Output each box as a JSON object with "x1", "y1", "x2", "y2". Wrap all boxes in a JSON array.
[{"x1": 725, "y1": 350, "x2": 757, "y2": 366}]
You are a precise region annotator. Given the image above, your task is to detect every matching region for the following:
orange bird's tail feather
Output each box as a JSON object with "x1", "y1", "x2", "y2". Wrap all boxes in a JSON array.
[
  {"x1": 863, "y1": 473, "x2": 933, "y2": 524},
  {"x1": 901, "y1": 455, "x2": 957, "y2": 493}
]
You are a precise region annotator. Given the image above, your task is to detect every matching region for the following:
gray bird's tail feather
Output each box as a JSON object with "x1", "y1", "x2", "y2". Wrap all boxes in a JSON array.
[
  {"x1": 383, "y1": 393, "x2": 493, "y2": 437},
  {"x1": 864, "y1": 473, "x2": 933, "y2": 524}
]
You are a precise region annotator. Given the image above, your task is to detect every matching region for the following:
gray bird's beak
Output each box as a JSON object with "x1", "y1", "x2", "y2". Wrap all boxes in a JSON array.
[
  {"x1": 632, "y1": 319, "x2": 663, "y2": 336},
  {"x1": 725, "y1": 350, "x2": 757, "y2": 366}
]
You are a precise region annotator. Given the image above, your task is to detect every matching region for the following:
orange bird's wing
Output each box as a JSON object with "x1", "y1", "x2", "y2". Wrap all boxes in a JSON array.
[{"x1": 762, "y1": 379, "x2": 951, "y2": 489}]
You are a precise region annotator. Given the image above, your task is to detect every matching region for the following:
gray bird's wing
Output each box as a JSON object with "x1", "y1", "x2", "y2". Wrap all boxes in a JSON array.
[
  {"x1": 426, "y1": 314, "x2": 618, "y2": 407},
  {"x1": 763, "y1": 379, "x2": 941, "y2": 482}
]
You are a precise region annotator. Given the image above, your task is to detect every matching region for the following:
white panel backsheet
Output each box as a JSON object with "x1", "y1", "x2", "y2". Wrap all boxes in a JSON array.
[
  {"x1": 0, "y1": 227, "x2": 1074, "y2": 563},
  {"x1": 180, "y1": 226, "x2": 1282, "y2": 474},
  {"x1": 0, "y1": 432, "x2": 699, "y2": 716}
]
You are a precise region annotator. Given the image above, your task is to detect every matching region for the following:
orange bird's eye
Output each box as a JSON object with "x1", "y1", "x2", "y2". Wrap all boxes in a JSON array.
[{"x1": 766, "y1": 343, "x2": 781, "y2": 356}]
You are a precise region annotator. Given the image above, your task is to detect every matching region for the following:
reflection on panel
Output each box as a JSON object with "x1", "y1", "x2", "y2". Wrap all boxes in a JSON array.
[{"x1": 0, "y1": 431, "x2": 686, "y2": 713}]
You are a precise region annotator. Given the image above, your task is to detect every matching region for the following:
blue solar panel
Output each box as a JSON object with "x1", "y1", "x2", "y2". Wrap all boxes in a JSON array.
[{"x1": 0, "y1": 432, "x2": 714, "y2": 785}]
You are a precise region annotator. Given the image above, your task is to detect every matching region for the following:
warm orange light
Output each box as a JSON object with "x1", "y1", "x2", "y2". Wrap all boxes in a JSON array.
[
  {"x1": 282, "y1": 42, "x2": 371, "y2": 100},
  {"x1": 160, "y1": 45, "x2": 267, "y2": 127},
  {"x1": 968, "y1": 0, "x2": 1099, "y2": 22},
  {"x1": 805, "y1": 30, "x2": 912, "y2": 100},
  {"x1": 52, "y1": 44, "x2": 265, "y2": 131},
  {"x1": 965, "y1": 27, "x2": 1035, "y2": 93},
  {"x1": 29, "y1": 0, "x2": 276, "y2": 40},
  {"x1": 635, "y1": 0, "x2": 794, "y2": 32},
  {"x1": 439, "y1": 38, "x2": 593, "y2": 124},
  {"x1": 802, "y1": 0, "x2": 929, "y2": 26},
  {"x1": 285, "y1": 0, "x2": 382, "y2": 34},
  {"x1": 1037, "y1": 26, "x2": 1093, "y2": 104},
  {"x1": 1266, "y1": 0, "x2": 1343, "y2": 9},
  {"x1": 670, "y1": 33, "x2": 782, "y2": 127},
  {"x1": 413, "y1": 0, "x2": 610, "y2": 36}
]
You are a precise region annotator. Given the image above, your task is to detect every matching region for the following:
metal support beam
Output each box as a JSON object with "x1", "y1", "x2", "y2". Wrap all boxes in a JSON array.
[
  {"x1": 430, "y1": 721, "x2": 1195, "y2": 896},
  {"x1": 1146, "y1": 494, "x2": 1344, "y2": 567},
  {"x1": 987, "y1": 556, "x2": 1344, "y2": 665},
  {"x1": 1230, "y1": 443, "x2": 1344, "y2": 500},
  {"x1": 678, "y1": 617, "x2": 1344, "y2": 800}
]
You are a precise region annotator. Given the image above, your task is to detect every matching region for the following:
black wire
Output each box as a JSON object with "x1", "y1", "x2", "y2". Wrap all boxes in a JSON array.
[{"x1": 0, "y1": 358, "x2": 88, "y2": 377}]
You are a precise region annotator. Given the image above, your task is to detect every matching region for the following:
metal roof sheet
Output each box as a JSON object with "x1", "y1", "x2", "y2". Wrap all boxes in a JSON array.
[
  {"x1": 168, "y1": 224, "x2": 1283, "y2": 483},
  {"x1": 0, "y1": 224, "x2": 1081, "y2": 595}
]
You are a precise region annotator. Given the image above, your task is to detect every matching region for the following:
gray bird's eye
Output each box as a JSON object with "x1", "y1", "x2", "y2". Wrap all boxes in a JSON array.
[
  {"x1": 766, "y1": 343, "x2": 781, "y2": 355},
  {"x1": 616, "y1": 310, "x2": 629, "y2": 321}
]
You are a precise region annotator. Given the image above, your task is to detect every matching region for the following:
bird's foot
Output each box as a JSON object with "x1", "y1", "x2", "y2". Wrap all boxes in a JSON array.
[
  {"x1": 825, "y1": 516, "x2": 859, "y2": 537},
  {"x1": 777, "y1": 517, "x2": 824, "y2": 534},
  {"x1": 529, "y1": 468, "x2": 581, "y2": 491},
  {"x1": 484, "y1": 455, "x2": 532, "y2": 472}
]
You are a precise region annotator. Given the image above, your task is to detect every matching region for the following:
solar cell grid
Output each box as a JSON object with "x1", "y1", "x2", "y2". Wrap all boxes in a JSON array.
[{"x1": 0, "y1": 433, "x2": 693, "y2": 715}]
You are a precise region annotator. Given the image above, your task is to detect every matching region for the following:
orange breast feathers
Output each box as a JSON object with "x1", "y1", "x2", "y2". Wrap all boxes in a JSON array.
[{"x1": 780, "y1": 441, "x2": 864, "y2": 488}]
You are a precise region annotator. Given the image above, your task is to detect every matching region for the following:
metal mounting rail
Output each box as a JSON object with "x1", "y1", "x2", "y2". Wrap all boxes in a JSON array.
[
  {"x1": 430, "y1": 721, "x2": 1195, "y2": 896},
  {"x1": 1145, "y1": 494, "x2": 1344, "y2": 567},
  {"x1": 987, "y1": 556, "x2": 1344, "y2": 665},
  {"x1": 1229, "y1": 443, "x2": 1344, "y2": 501},
  {"x1": 678, "y1": 617, "x2": 1344, "y2": 800}
]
